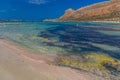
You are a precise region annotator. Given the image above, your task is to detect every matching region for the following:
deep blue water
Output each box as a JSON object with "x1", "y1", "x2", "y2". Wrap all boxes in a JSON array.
[{"x1": 0, "y1": 22, "x2": 120, "y2": 59}]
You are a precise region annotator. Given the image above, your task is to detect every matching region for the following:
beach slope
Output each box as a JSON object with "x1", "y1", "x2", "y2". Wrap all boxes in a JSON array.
[{"x1": 0, "y1": 39, "x2": 104, "y2": 80}]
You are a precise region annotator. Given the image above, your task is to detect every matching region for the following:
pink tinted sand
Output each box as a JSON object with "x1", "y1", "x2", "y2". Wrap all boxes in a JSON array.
[{"x1": 0, "y1": 39, "x2": 105, "y2": 80}]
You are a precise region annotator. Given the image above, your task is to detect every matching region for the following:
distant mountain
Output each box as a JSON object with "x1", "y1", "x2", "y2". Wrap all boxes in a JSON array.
[
  {"x1": 0, "y1": 19, "x2": 42, "y2": 22},
  {"x1": 59, "y1": 0, "x2": 120, "y2": 22}
]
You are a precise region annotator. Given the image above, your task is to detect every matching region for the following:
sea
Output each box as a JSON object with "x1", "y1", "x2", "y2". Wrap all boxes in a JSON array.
[{"x1": 0, "y1": 22, "x2": 120, "y2": 59}]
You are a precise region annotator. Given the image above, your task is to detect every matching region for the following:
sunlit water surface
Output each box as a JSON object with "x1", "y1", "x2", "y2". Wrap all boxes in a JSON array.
[{"x1": 0, "y1": 22, "x2": 120, "y2": 59}]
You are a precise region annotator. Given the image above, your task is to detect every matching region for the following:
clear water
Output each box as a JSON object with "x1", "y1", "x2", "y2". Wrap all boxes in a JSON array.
[{"x1": 0, "y1": 22, "x2": 120, "y2": 59}]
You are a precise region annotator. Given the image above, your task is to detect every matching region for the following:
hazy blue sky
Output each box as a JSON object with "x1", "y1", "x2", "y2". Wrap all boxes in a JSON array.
[{"x1": 0, "y1": 0, "x2": 108, "y2": 20}]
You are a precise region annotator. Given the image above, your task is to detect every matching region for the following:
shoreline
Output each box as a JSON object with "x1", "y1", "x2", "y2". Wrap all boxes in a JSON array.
[
  {"x1": 0, "y1": 39, "x2": 106, "y2": 80},
  {"x1": 54, "y1": 20, "x2": 120, "y2": 23},
  {"x1": 90, "y1": 21, "x2": 120, "y2": 24},
  {"x1": 0, "y1": 39, "x2": 57, "y2": 62}
]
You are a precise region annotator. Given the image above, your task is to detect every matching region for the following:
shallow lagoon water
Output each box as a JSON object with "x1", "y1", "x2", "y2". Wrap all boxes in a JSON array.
[{"x1": 0, "y1": 22, "x2": 120, "y2": 59}]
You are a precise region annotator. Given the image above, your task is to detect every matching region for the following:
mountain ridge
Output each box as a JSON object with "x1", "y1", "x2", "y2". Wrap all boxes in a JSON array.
[{"x1": 59, "y1": 0, "x2": 120, "y2": 22}]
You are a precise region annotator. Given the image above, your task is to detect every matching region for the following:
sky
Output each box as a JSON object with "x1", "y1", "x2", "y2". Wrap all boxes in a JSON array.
[{"x1": 0, "y1": 0, "x2": 109, "y2": 20}]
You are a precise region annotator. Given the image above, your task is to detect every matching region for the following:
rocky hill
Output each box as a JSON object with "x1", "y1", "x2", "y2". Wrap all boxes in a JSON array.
[{"x1": 59, "y1": 0, "x2": 120, "y2": 21}]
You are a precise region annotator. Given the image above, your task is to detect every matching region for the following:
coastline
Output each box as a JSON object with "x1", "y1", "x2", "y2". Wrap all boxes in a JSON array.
[
  {"x1": 54, "y1": 20, "x2": 120, "y2": 24},
  {"x1": 0, "y1": 39, "x2": 105, "y2": 80},
  {"x1": 0, "y1": 39, "x2": 56, "y2": 62},
  {"x1": 90, "y1": 21, "x2": 120, "y2": 24}
]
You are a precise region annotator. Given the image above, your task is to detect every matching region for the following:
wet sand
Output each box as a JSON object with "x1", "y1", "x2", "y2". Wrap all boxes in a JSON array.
[{"x1": 0, "y1": 39, "x2": 105, "y2": 80}]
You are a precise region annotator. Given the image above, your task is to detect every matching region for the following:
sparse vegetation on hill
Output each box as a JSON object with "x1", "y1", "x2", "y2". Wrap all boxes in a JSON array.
[{"x1": 59, "y1": 0, "x2": 120, "y2": 22}]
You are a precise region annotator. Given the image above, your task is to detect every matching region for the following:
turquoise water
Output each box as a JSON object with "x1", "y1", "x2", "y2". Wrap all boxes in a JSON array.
[{"x1": 0, "y1": 22, "x2": 120, "y2": 58}]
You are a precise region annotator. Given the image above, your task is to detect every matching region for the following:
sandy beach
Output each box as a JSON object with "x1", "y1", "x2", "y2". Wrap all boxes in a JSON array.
[
  {"x1": 90, "y1": 21, "x2": 120, "y2": 24},
  {"x1": 0, "y1": 39, "x2": 105, "y2": 80}
]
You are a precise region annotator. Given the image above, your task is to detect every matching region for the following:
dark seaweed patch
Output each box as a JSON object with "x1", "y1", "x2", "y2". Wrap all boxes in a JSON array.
[{"x1": 38, "y1": 24, "x2": 120, "y2": 59}]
